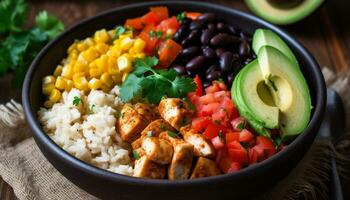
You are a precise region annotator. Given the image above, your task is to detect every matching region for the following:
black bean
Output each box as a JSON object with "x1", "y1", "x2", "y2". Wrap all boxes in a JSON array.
[
  {"x1": 173, "y1": 25, "x2": 188, "y2": 43},
  {"x1": 239, "y1": 41, "x2": 250, "y2": 58},
  {"x1": 186, "y1": 56, "x2": 206, "y2": 71},
  {"x1": 217, "y1": 22, "x2": 230, "y2": 33},
  {"x1": 226, "y1": 73, "x2": 234, "y2": 86},
  {"x1": 197, "y1": 13, "x2": 216, "y2": 23},
  {"x1": 228, "y1": 25, "x2": 238, "y2": 35},
  {"x1": 181, "y1": 38, "x2": 191, "y2": 48},
  {"x1": 240, "y1": 32, "x2": 248, "y2": 42},
  {"x1": 201, "y1": 28, "x2": 216, "y2": 45},
  {"x1": 206, "y1": 64, "x2": 218, "y2": 74},
  {"x1": 207, "y1": 23, "x2": 216, "y2": 30},
  {"x1": 187, "y1": 30, "x2": 200, "y2": 43},
  {"x1": 181, "y1": 46, "x2": 200, "y2": 58},
  {"x1": 172, "y1": 65, "x2": 186, "y2": 75},
  {"x1": 243, "y1": 58, "x2": 253, "y2": 65},
  {"x1": 210, "y1": 33, "x2": 240, "y2": 46},
  {"x1": 189, "y1": 20, "x2": 206, "y2": 31},
  {"x1": 219, "y1": 52, "x2": 235, "y2": 74},
  {"x1": 215, "y1": 48, "x2": 225, "y2": 57},
  {"x1": 182, "y1": 18, "x2": 192, "y2": 26},
  {"x1": 203, "y1": 81, "x2": 211, "y2": 88},
  {"x1": 206, "y1": 70, "x2": 221, "y2": 82},
  {"x1": 202, "y1": 46, "x2": 216, "y2": 59}
]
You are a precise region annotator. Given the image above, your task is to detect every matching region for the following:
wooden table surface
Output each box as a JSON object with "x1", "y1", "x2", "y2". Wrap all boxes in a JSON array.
[{"x1": 1, "y1": 0, "x2": 349, "y2": 199}]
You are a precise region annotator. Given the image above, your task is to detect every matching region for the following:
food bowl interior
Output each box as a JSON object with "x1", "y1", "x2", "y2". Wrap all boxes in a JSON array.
[{"x1": 25, "y1": 0, "x2": 325, "y2": 189}]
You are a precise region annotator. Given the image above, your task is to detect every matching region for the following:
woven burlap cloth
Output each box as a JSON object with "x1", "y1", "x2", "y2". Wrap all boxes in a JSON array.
[{"x1": 0, "y1": 68, "x2": 349, "y2": 200}]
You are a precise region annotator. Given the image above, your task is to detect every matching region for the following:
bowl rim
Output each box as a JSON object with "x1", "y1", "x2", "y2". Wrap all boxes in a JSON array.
[{"x1": 22, "y1": 0, "x2": 326, "y2": 186}]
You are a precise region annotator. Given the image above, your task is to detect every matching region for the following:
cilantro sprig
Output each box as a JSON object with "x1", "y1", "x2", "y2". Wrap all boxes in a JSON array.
[
  {"x1": 120, "y1": 56, "x2": 196, "y2": 104},
  {"x1": 72, "y1": 96, "x2": 82, "y2": 106}
]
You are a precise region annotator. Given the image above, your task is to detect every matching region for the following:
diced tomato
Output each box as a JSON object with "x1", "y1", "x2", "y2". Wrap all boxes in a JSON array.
[
  {"x1": 199, "y1": 93, "x2": 216, "y2": 105},
  {"x1": 231, "y1": 117, "x2": 246, "y2": 131},
  {"x1": 205, "y1": 83, "x2": 221, "y2": 94},
  {"x1": 203, "y1": 122, "x2": 221, "y2": 139},
  {"x1": 138, "y1": 24, "x2": 159, "y2": 55},
  {"x1": 227, "y1": 140, "x2": 244, "y2": 151},
  {"x1": 249, "y1": 148, "x2": 259, "y2": 164},
  {"x1": 225, "y1": 132, "x2": 240, "y2": 143},
  {"x1": 220, "y1": 97, "x2": 237, "y2": 119},
  {"x1": 227, "y1": 162, "x2": 241, "y2": 173},
  {"x1": 265, "y1": 148, "x2": 276, "y2": 158},
  {"x1": 252, "y1": 145, "x2": 264, "y2": 161},
  {"x1": 191, "y1": 117, "x2": 210, "y2": 133},
  {"x1": 150, "y1": 7, "x2": 169, "y2": 21},
  {"x1": 157, "y1": 39, "x2": 182, "y2": 68},
  {"x1": 239, "y1": 129, "x2": 254, "y2": 143},
  {"x1": 216, "y1": 81, "x2": 228, "y2": 90},
  {"x1": 141, "y1": 11, "x2": 159, "y2": 25},
  {"x1": 256, "y1": 136, "x2": 275, "y2": 150},
  {"x1": 185, "y1": 12, "x2": 202, "y2": 20},
  {"x1": 228, "y1": 148, "x2": 248, "y2": 165},
  {"x1": 211, "y1": 136, "x2": 225, "y2": 149},
  {"x1": 193, "y1": 75, "x2": 203, "y2": 96},
  {"x1": 214, "y1": 91, "x2": 228, "y2": 101},
  {"x1": 199, "y1": 102, "x2": 220, "y2": 116},
  {"x1": 125, "y1": 18, "x2": 144, "y2": 30},
  {"x1": 157, "y1": 16, "x2": 180, "y2": 34}
]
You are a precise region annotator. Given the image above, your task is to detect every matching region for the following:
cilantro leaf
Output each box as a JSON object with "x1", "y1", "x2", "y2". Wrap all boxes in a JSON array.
[
  {"x1": 0, "y1": 0, "x2": 28, "y2": 34},
  {"x1": 73, "y1": 96, "x2": 82, "y2": 106},
  {"x1": 132, "y1": 150, "x2": 141, "y2": 160},
  {"x1": 35, "y1": 11, "x2": 64, "y2": 40},
  {"x1": 120, "y1": 74, "x2": 142, "y2": 102},
  {"x1": 115, "y1": 26, "x2": 125, "y2": 38},
  {"x1": 176, "y1": 12, "x2": 185, "y2": 22},
  {"x1": 170, "y1": 76, "x2": 197, "y2": 97},
  {"x1": 167, "y1": 131, "x2": 180, "y2": 138}
]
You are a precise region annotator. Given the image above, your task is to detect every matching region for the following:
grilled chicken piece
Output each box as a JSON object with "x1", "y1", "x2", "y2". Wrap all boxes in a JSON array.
[
  {"x1": 118, "y1": 104, "x2": 148, "y2": 142},
  {"x1": 133, "y1": 148, "x2": 146, "y2": 158},
  {"x1": 133, "y1": 156, "x2": 165, "y2": 179},
  {"x1": 180, "y1": 125, "x2": 216, "y2": 158},
  {"x1": 142, "y1": 137, "x2": 173, "y2": 165},
  {"x1": 141, "y1": 119, "x2": 175, "y2": 137},
  {"x1": 158, "y1": 98, "x2": 194, "y2": 130},
  {"x1": 134, "y1": 103, "x2": 159, "y2": 123},
  {"x1": 131, "y1": 137, "x2": 143, "y2": 150},
  {"x1": 190, "y1": 157, "x2": 221, "y2": 179}
]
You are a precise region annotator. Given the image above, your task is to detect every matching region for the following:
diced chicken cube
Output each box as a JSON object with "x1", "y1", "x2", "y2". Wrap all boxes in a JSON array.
[
  {"x1": 168, "y1": 141, "x2": 194, "y2": 180},
  {"x1": 158, "y1": 131, "x2": 182, "y2": 145},
  {"x1": 141, "y1": 119, "x2": 175, "y2": 137},
  {"x1": 131, "y1": 137, "x2": 143, "y2": 150},
  {"x1": 134, "y1": 103, "x2": 159, "y2": 123},
  {"x1": 158, "y1": 98, "x2": 194, "y2": 130},
  {"x1": 133, "y1": 156, "x2": 165, "y2": 179},
  {"x1": 190, "y1": 157, "x2": 221, "y2": 179},
  {"x1": 142, "y1": 137, "x2": 173, "y2": 165},
  {"x1": 118, "y1": 104, "x2": 148, "y2": 142},
  {"x1": 180, "y1": 125, "x2": 216, "y2": 158}
]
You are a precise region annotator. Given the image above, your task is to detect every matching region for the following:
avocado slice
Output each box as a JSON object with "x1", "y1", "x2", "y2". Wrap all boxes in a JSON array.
[
  {"x1": 252, "y1": 29, "x2": 297, "y2": 65},
  {"x1": 245, "y1": 0, "x2": 324, "y2": 25},
  {"x1": 257, "y1": 46, "x2": 311, "y2": 137},
  {"x1": 232, "y1": 60, "x2": 280, "y2": 130}
]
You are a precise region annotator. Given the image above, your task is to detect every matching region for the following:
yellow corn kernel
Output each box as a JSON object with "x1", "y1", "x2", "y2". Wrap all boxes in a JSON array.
[
  {"x1": 66, "y1": 80, "x2": 74, "y2": 91},
  {"x1": 89, "y1": 60, "x2": 97, "y2": 69},
  {"x1": 84, "y1": 38, "x2": 95, "y2": 47},
  {"x1": 67, "y1": 42, "x2": 77, "y2": 54},
  {"x1": 118, "y1": 54, "x2": 132, "y2": 73},
  {"x1": 101, "y1": 84, "x2": 110, "y2": 93},
  {"x1": 133, "y1": 53, "x2": 145, "y2": 59},
  {"x1": 111, "y1": 74, "x2": 122, "y2": 84},
  {"x1": 107, "y1": 56, "x2": 119, "y2": 75},
  {"x1": 122, "y1": 73, "x2": 129, "y2": 82},
  {"x1": 68, "y1": 49, "x2": 79, "y2": 60},
  {"x1": 42, "y1": 83, "x2": 55, "y2": 95},
  {"x1": 95, "y1": 43, "x2": 109, "y2": 54},
  {"x1": 77, "y1": 42, "x2": 89, "y2": 52},
  {"x1": 53, "y1": 65, "x2": 63, "y2": 77},
  {"x1": 72, "y1": 72, "x2": 85, "y2": 81},
  {"x1": 73, "y1": 76, "x2": 89, "y2": 91},
  {"x1": 82, "y1": 47, "x2": 99, "y2": 63},
  {"x1": 100, "y1": 73, "x2": 113, "y2": 87},
  {"x1": 94, "y1": 29, "x2": 110, "y2": 43},
  {"x1": 44, "y1": 100, "x2": 55, "y2": 108},
  {"x1": 61, "y1": 65, "x2": 74, "y2": 79},
  {"x1": 88, "y1": 78, "x2": 102, "y2": 90},
  {"x1": 73, "y1": 61, "x2": 88, "y2": 73},
  {"x1": 119, "y1": 37, "x2": 134, "y2": 51},
  {"x1": 89, "y1": 67, "x2": 102, "y2": 78},
  {"x1": 55, "y1": 76, "x2": 67, "y2": 90},
  {"x1": 119, "y1": 31, "x2": 133, "y2": 39},
  {"x1": 42, "y1": 76, "x2": 56, "y2": 85},
  {"x1": 133, "y1": 38, "x2": 146, "y2": 53},
  {"x1": 107, "y1": 48, "x2": 121, "y2": 58},
  {"x1": 108, "y1": 29, "x2": 116, "y2": 39},
  {"x1": 49, "y1": 89, "x2": 61, "y2": 103},
  {"x1": 96, "y1": 55, "x2": 108, "y2": 72}
]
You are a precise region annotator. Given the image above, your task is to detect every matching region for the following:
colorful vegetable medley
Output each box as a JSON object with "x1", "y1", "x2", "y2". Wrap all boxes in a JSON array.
[{"x1": 39, "y1": 7, "x2": 311, "y2": 179}]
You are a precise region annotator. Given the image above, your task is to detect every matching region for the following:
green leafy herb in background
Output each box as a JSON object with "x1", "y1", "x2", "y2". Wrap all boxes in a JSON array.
[
  {"x1": 120, "y1": 56, "x2": 196, "y2": 104},
  {"x1": 0, "y1": 0, "x2": 64, "y2": 87}
]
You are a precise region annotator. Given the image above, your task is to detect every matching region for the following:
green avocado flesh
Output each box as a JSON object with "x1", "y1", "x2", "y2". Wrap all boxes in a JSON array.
[
  {"x1": 245, "y1": 0, "x2": 324, "y2": 25},
  {"x1": 258, "y1": 46, "x2": 311, "y2": 137},
  {"x1": 253, "y1": 29, "x2": 297, "y2": 65}
]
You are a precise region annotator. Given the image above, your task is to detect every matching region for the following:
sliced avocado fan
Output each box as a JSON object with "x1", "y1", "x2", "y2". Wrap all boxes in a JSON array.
[{"x1": 245, "y1": 0, "x2": 324, "y2": 25}]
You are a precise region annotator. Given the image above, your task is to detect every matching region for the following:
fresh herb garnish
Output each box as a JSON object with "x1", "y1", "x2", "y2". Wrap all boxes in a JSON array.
[
  {"x1": 176, "y1": 12, "x2": 186, "y2": 22},
  {"x1": 167, "y1": 131, "x2": 179, "y2": 138},
  {"x1": 88, "y1": 104, "x2": 95, "y2": 114},
  {"x1": 181, "y1": 117, "x2": 187, "y2": 126},
  {"x1": 120, "y1": 56, "x2": 196, "y2": 104},
  {"x1": 160, "y1": 124, "x2": 166, "y2": 131},
  {"x1": 237, "y1": 123, "x2": 245, "y2": 130},
  {"x1": 132, "y1": 150, "x2": 141, "y2": 160},
  {"x1": 183, "y1": 97, "x2": 195, "y2": 111},
  {"x1": 149, "y1": 30, "x2": 163, "y2": 39},
  {"x1": 0, "y1": 0, "x2": 64, "y2": 87},
  {"x1": 273, "y1": 134, "x2": 282, "y2": 148},
  {"x1": 218, "y1": 131, "x2": 226, "y2": 144},
  {"x1": 221, "y1": 108, "x2": 230, "y2": 119},
  {"x1": 72, "y1": 96, "x2": 82, "y2": 106},
  {"x1": 165, "y1": 34, "x2": 173, "y2": 40},
  {"x1": 115, "y1": 26, "x2": 125, "y2": 38},
  {"x1": 115, "y1": 110, "x2": 122, "y2": 118},
  {"x1": 214, "y1": 120, "x2": 221, "y2": 125},
  {"x1": 146, "y1": 130, "x2": 153, "y2": 137}
]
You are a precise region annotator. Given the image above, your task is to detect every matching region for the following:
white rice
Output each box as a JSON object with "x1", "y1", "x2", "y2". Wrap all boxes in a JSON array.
[{"x1": 38, "y1": 86, "x2": 134, "y2": 176}]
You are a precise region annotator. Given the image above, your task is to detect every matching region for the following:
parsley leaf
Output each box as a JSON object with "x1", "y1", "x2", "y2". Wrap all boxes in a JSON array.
[
  {"x1": 115, "y1": 26, "x2": 125, "y2": 38},
  {"x1": 0, "y1": 0, "x2": 27, "y2": 34},
  {"x1": 72, "y1": 96, "x2": 82, "y2": 106},
  {"x1": 176, "y1": 12, "x2": 185, "y2": 22}
]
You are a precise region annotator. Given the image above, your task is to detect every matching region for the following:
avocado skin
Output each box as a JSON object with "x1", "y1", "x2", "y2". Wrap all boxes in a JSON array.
[{"x1": 245, "y1": 0, "x2": 324, "y2": 25}]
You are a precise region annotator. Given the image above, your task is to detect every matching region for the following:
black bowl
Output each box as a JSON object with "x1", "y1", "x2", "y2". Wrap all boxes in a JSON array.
[{"x1": 22, "y1": 1, "x2": 326, "y2": 199}]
